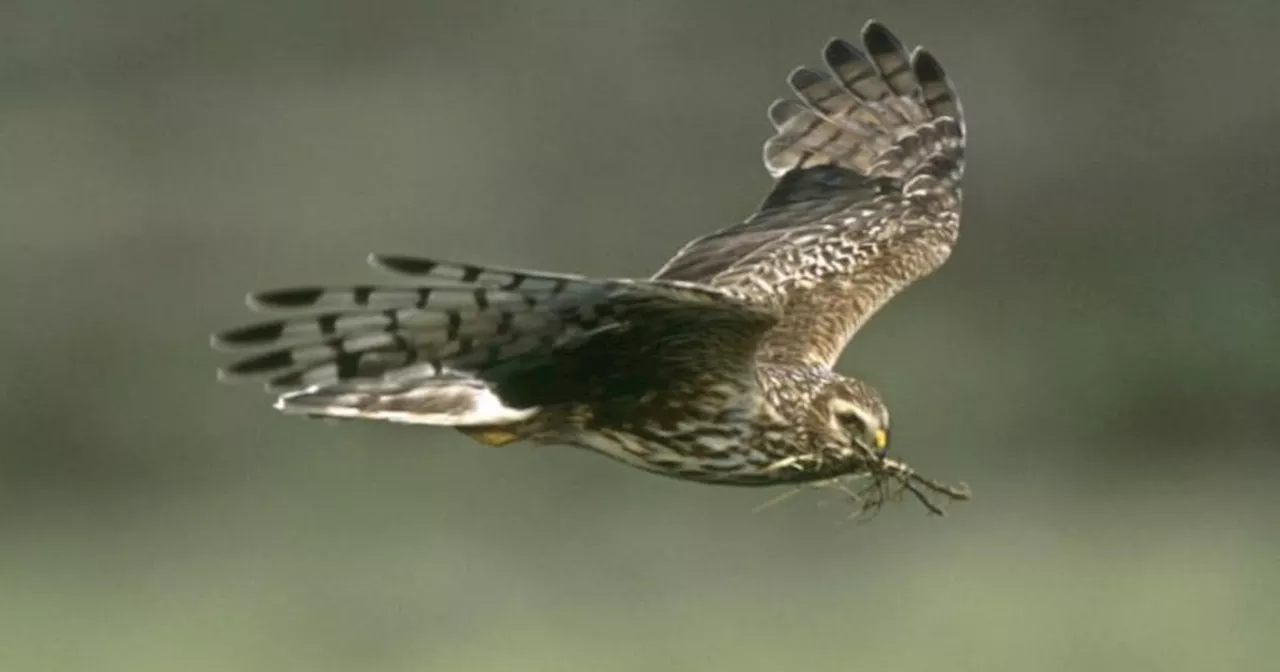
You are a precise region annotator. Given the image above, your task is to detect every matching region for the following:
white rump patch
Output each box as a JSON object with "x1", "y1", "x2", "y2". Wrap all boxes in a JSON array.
[{"x1": 273, "y1": 379, "x2": 539, "y2": 427}]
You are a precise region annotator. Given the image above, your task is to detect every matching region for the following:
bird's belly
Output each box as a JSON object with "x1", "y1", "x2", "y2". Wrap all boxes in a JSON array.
[
  {"x1": 549, "y1": 423, "x2": 868, "y2": 487},
  {"x1": 562, "y1": 425, "x2": 785, "y2": 483}
]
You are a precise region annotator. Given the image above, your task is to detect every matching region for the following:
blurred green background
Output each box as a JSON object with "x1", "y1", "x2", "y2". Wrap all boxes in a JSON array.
[{"x1": 3, "y1": 0, "x2": 1278, "y2": 670}]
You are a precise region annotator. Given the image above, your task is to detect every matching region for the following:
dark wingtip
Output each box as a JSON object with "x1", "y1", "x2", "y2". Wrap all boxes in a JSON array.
[
  {"x1": 911, "y1": 47, "x2": 963, "y2": 131},
  {"x1": 248, "y1": 288, "x2": 327, "y2": 310},
  {"x1": 265, "y1": 370, "x2": 309, "y2": 392},
  {"x1": 368, "y1": 253, "x2": 439, "y2": 276},
  {"x1": 861, "y1": 20, "x2": 903, "y2": 56},
  {"x1": 766, "y1": 98, "x2": 786, "y2": 125},
  {"x1": 861, "y1": 18, "x2": 889, "y2": 39},
  {"x1": 221, "y1": 349, "x2": 297, "y2": 377},
  {"x1": 212, "y1": 321, "x2": 286, "y2": 349},
  {"x1": 912, "y1": 48, "x2": 944, "y2": 81},
  {"x1": 787, "y1": 66, "x2": 825, "y2": 91},
  {"x1": 823, "y1": 36, "x2": 860, "y2": 66}
]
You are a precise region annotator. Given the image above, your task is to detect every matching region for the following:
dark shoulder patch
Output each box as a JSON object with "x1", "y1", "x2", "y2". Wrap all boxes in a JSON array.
[{"x1": 757, "y1": 164, "x2": 885, "y2": 211}]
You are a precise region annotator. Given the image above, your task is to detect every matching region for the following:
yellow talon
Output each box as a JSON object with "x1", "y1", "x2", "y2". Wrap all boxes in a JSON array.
[
  {"x1": 460, "y1": 427, "x2": 521, "y2": 447},
  {"x1": 874, "y1": 429, "x2": 888, "y2": 450}
]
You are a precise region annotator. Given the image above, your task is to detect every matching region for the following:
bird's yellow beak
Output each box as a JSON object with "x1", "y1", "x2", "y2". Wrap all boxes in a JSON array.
[{"x1": 874, "y1": 428, "x2": 888, "y2": 450}]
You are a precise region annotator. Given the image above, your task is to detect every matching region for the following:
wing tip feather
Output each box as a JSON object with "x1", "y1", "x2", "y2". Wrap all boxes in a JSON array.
[{"x1": 369, "y1": 253, "x2": 440, "y2": 276}]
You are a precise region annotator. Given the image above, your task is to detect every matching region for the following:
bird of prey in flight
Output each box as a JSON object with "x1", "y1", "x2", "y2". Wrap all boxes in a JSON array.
[{"x1": 214, "y1": 20, "x2": 971, "y2": 516}]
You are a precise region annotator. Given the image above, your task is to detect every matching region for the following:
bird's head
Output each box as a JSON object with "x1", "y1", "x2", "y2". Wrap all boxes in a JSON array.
[{"x1": 818, "y1": 378, "x2": 890, "y2": 458}]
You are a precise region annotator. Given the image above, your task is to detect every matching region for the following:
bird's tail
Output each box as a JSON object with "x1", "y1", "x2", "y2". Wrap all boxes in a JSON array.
[
  {"x1": 212, "y1": 254, "x2": 630, "y2": 426},
  {"x1": 271, "y1": 374, "x2": 538, "y2": 427},
  {"x1": 762, "y1": 20, "x2": 965, "y2": 198}
]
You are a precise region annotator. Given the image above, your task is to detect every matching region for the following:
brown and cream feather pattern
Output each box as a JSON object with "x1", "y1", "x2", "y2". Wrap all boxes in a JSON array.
[
  {"x1": 653, "y1": 21, "x2": 965, "y2": 368},
  {"x1": 210, "y1": 20, "x2": 971, "y2": 509}
]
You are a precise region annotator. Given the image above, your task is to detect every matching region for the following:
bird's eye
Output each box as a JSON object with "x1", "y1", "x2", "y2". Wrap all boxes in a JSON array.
[
  {"x1": 835, "y1": 411, "x2": 888, "y2": 455},
  {"x1": 836, "y1": 411, "x2": 868, "y2": 433}
]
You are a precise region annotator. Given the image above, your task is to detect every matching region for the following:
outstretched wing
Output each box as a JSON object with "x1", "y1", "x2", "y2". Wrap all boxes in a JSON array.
[
  {"x1": 213, "y1": 255, "x2": 777, "y2": 421},
  {"x1": 653, "y1": 20, "x2": 965, "y2": 369}
]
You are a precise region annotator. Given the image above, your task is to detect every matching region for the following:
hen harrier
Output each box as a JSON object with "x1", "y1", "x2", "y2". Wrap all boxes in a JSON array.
[{"x1": 214, "y1": 20, "x2": 971, "y2": 515}]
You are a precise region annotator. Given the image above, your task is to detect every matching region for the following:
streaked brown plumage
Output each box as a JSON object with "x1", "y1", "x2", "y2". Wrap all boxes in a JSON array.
[{"x1": 213, "y1": 20, "x2": 971, "y2": 515}]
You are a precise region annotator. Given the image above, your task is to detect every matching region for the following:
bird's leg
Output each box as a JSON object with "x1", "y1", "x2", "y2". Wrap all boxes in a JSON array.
[{"x1": 456, "y1": 426, "x2": 522, "y2": 447}]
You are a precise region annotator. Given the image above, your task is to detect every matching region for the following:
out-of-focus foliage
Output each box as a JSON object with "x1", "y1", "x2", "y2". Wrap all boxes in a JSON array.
[{"x1": 2, "y1": 1, "x2": 1277, "y2": 670}]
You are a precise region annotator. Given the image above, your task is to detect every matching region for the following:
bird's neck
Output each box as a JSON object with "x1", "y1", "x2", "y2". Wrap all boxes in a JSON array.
[{"x1": 753, "y1": 363, "x2": 833, "y2": 419}]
